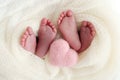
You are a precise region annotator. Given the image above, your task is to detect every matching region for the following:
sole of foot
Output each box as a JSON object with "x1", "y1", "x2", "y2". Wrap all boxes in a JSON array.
[
  {"x1": 58, "y1": 10, "x2": 81, "y2": 51},
  {"x1": 21, "y1": 27, "x2": 36, "y2": 53},
  {"x1": 36, "y1": 18, "x2": 57, "y2": 58},
  {"x1": 78, "y1": 21, "x2": 96, "y2": 53}
]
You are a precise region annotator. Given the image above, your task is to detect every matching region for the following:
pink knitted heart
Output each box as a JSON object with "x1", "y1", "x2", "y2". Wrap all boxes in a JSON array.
[{"x1": 48, "y1": 39, "x2": 78, "y2": 67}]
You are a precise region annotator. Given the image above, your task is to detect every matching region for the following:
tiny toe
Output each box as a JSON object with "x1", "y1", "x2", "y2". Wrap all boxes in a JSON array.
[
  {"x1": 89, "y1": 24, "x2": 93, "y2": 28},
  {"x1": 47, "y1": 19, "x2": 51, "y2": 24},
  {"x1": 21, "y1": 38, "x2": 25, "y2": 42},
  {"x1": 91, "y1": 31, "x2": 96, "y2": 36},
  {"x1": 51, "y1": 25, "x2": 54, "y2": 29},
  {"x1": 47, "y1": 20, "x2": 54, "y2": 27},
  {"x1": 25, "y1": 31, "x2": 29, "y2": 35},
  {"x1": 50, "y1": 24, "x2": 56, "y2": 33},
  {"x1": 58, "y1": 18, "x2": 62, "y2": 25},
  {"x1": 41, "y1": 18, "x2": 47, "y2": 25},
  {"x1": 45, "y1": 19, "x2": 56, "y2": 33},
  {"x1": 58, "y1": 20, "x2": 61, "y2": 24},
  {"x1": 61, "y1": 12, "x2": 66, "y2": 18},
  {"x1": 82, "y1": 21, "x2": 87, "y2": 27},
  {"x1": 66, "y1": 10, "x2": 73, "y2": 17},
  {"x1": 59, "y1": 17, "x2": 63, "y2": 21},
  {"x1": 60, "y1": 13, "x2": 64, "y2": 18},
  {"x1": 27, "y1": 27, "x2": 33, "y2": 35},
  {"x1": 58, "y1": 11, "x2": 67, "y2": 25},
  {"x1": 87, "y1": 21, "x2": 91, "y2": 26},
  {"x1": 23, "y1": 35, "x2": 27, "y2": 39},
  {"x1": 91, "y1": 27, "x2": 95, "y2": 31},
  {"x1": 86, "y1": 22, "x2": 96, "y2": 36},
  {"x1": 62, "y1": 11, "x2": 66, "y2": 15},
  {"x1": 58, "y1": 14, "x2": 65, "y2": 25},
  {"x1": 49, "y1": 22, "x2": 53, "y2": 27}
]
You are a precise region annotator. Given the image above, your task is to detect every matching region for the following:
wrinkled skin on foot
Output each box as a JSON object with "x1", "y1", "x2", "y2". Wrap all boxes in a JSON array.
[
  {"x1": 78, "y1": 21, "x2": 96, "y2": 53},
  {"x1": 20, "y1": 27, "x2": 36, "y2": 53},
  {"x1": 36, "y1": 18, "x2": 57, "y2": 58},
  {"x1": 58, "y1": 10, "x2": 81, "y2": 51}
]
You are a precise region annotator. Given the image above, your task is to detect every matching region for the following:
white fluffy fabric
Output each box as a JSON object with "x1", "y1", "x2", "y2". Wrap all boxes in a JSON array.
[{"x1": 0, "y1": 0, "x2": 120, "y2": 80}]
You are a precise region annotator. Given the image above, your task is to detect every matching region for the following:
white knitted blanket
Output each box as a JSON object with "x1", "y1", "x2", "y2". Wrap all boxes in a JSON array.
[{"x1": 0, "y1": 0, "x2": 120, "y2": 80}]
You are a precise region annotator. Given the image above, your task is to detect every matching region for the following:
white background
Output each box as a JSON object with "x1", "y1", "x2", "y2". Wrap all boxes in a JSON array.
[
  {"x1": 111, "y1": 0, "x2": 120, "y2": 79},
  {"x1": 110, "y1": 0, "x2": 120, "y2": 14}
]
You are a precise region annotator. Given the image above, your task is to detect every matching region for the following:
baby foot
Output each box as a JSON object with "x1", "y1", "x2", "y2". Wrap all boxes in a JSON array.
[
  {"x1": 78, "y1": 21, "x2": 96, "y2": 53},
  {"x1": 58, "y1": 10, "x2": 81, "y2": 51},
  {"x1": 20, "y1": 27, "x2": 36, "y2": 53},
  {"x1": 36, "y1": 18, "x2": 57, "y2": 58},
  {"x1": 49, "y1": 39, "x2": 78, "y2": 67}
]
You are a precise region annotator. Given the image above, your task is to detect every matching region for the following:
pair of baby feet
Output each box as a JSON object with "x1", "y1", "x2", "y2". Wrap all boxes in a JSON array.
[
  {"x1": 20, "y1": 10, "x2": 96, "y2": 67},
  {"x1": 21, "y1": 18, "x2": 57, "y2": 58}
]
